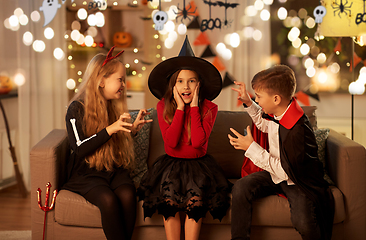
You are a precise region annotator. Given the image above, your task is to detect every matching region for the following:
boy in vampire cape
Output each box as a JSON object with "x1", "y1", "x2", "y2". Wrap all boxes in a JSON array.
[{"x1": 228, "y1": 65, "x2": 334, "y2": 240}]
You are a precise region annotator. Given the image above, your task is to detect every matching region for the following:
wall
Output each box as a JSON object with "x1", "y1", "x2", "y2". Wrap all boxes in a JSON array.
[{"x1": 314, "y1": 93, "x2": 366, "y2": 147}]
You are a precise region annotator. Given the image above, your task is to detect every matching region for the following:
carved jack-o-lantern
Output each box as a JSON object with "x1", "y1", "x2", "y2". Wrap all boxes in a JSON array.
[
  {"x1": 113, "y1": 32, "x2": 133, "y2": 48},
  {"x1": 0, "y1": 76, "x2": 12, "y2": 94}
]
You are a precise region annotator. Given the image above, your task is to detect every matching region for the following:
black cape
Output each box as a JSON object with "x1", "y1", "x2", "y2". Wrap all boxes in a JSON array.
[{"x1": 265, "y1": 99, "x2": 334, "y2": 240}]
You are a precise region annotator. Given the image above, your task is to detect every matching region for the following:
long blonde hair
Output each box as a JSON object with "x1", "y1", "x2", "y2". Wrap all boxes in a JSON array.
[{"x1": 69, "y1": 53, "x2": 134, "y2": 171}]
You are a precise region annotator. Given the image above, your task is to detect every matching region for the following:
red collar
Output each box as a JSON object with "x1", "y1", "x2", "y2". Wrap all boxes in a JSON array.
[{"x1": 269, "y1": 98, "x2": 304, "y2": 129}]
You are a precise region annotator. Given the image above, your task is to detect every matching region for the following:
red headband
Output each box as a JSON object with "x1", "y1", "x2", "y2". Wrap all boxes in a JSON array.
[{"x1": 102, "y1": 46, "x2": 124, "y2": 67}]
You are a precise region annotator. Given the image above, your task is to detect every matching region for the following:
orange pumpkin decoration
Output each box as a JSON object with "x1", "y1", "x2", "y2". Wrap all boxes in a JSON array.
[
  {"x1": 113, "y1": 32, "x2": 133, "y2": 48},
  {"x1": 0, "y1": 76, "x2": 12, "y2": 94}
]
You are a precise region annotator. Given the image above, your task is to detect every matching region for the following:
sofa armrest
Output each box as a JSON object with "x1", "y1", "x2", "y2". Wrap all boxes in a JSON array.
[
  {"x1": 30, "y1": 129, "x2": 69, "y2": 240},
  {"x1": 326, "y1": 129, "x2": 366, "y2": 239}
]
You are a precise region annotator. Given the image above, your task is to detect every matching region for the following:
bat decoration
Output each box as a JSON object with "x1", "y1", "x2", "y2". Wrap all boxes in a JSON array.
[
  {"x1": 201, "y1": 0, "x2": 239, "y2": 31},
  {"x1": 217, "y1": 0, "x2": 239, "y2": 28},
  {"x1": 201, "y1": 0, "x2": 222, "y2": 31}
]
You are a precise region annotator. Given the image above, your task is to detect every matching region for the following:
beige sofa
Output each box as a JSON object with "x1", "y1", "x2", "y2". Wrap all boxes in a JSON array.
[{"x1": 30, "y1": 108, "x2": 366, "y2": 240}]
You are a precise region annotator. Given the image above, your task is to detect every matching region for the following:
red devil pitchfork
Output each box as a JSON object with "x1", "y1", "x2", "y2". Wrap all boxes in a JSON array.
[{"x1": 37, "y1": 182, "x2": 58, "y2": 240}]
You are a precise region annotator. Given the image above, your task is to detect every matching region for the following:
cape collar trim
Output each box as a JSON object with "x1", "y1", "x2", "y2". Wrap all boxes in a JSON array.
[{"x1": 269, "y1": 97, "x2": 304, "y2": 129}]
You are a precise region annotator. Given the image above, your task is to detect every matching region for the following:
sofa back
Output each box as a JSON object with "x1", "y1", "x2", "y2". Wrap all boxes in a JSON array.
[
  {"x1": 54, "y1": 106, "x2": 317, "y2": 186},
  {"x1": 146, "y1": 106, "x2": 317, "y2": 180}
]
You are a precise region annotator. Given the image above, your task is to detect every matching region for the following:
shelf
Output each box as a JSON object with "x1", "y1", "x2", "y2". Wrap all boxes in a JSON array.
[
  {"x1": 111, "y1": 5, "x2": 145, "y2": 11},
  {"x1": 0, "y1": 91, "x2": 18, "y2": 99},
  {"x1": 67, "y1": 44, "x2": 145, "y2": 53},
  {"x1": 67, "y1": 4, "x2": 146, "y2": 12},
  {"x1": 114, "y1": 47, "x2": 145, "y2": 53}
]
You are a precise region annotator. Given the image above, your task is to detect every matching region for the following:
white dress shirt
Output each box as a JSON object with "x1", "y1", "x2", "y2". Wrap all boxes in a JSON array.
[{"x1": 244, "y1": 101, "x2": 294, "y2": 185}]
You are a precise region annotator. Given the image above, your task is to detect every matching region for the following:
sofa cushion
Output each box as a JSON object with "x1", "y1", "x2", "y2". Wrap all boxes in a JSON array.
[
  {"x1": 55, "y1": 186, "x2": 345, "y2": 228},
  {"x1": 146, "y1": 110, "x2": 165, "y2": 168},
  {"x1": 55, "y1": 190, "x2": 102, "y2": 227},
  {"x1": 146, "y1": 109, "x2": 254, "y2": 178},
  {"x1": 207, "y1": 110, "x2": 253, "y2": 179},
  {"x1": 314, "y1": 128, "x2": 335, "y2": 185},
  {"x1": 301, "y1": 106, "x2": 317, "y2": 130},
  {"x1": 129, "y1": 108, "x2": 154, "y2": 186},
  {"x1": 202, "y1": 186, "x2": 345, "y2": 226}
]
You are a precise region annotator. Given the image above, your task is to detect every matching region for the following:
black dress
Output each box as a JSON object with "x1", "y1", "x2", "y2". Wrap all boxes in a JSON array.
[
  {"x1": 138, "y1": 100, "x2": 231, "y2": 223},
  {"x1": 138, "y1": 154, "x2": 231, "y2": 223},
  {"x1": 62, "y1": 101, "x2": 134, "y2": 196}
]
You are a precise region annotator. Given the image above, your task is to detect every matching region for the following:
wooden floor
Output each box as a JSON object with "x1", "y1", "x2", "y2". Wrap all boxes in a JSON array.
[{"x1": 0, "y1": 184, "x2": 31, "y2": 231}]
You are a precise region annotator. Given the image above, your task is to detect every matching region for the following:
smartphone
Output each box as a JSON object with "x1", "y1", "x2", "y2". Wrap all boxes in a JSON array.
[{"x1": 244, "y1": 129, "x2": 247, "y2": 136}]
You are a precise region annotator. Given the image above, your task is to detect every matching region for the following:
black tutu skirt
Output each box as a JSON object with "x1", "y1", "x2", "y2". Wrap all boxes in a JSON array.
[{"x1": 137, "y1": 154, "x2": 231, "y2": 222}]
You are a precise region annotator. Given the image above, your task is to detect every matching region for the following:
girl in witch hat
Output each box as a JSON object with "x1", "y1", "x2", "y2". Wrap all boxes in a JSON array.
[
  {"x1": 138, "y1": 36, "x2": 231, "y2": 240},
  {"x1": 62, "y1": 47, "x2": 152, "y2": 240}
]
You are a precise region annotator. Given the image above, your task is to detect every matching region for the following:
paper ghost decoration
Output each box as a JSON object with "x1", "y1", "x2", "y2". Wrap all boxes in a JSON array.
[{"x1": 39, "y1": 0, "x2": 62, "y2": 27}]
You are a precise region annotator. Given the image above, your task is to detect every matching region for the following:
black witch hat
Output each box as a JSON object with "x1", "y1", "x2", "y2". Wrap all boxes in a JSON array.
[{"x1": 148, "y1": 36, "x2": 222, "y2": 100}]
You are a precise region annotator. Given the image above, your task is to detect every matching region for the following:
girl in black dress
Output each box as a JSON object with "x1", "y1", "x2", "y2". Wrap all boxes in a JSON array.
[
  {"x1": 138, "y1": 37, "x2": 230, "y2": 240},
  {"x1": 63, "y1": 47, "x2": 152, "y2": 240}
]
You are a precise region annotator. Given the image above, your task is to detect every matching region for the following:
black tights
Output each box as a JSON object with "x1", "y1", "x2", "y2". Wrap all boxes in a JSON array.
[{"x1": 84, "y1": 184, "x2": 136, "y2": 240}]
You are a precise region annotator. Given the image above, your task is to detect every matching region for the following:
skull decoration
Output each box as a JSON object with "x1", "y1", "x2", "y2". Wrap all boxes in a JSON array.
[
  {"x1": 313, "y1": 6, "x2": 327, "y2": 24},
  {"x1": 153, "y1": 11, "x2": 168, "y2": 31}
]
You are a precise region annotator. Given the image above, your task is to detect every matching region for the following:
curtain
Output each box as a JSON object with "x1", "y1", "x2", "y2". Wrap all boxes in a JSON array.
[{"x1": 0, "y1": 0, "x2": 68, "y2": 190}]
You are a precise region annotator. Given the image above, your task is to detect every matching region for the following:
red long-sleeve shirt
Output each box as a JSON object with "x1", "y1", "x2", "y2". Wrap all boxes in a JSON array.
[{"x1": 157, "y1": 98, "x2": 218, "y2": 159}]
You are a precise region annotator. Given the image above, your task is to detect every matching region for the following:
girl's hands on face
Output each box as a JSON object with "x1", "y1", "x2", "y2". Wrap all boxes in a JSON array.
[
  {"x1": 190, "y1": 82, "x2": 199, "y2": 107},
  {"x1": 131, "y1": 109, "x2": 153, "y2": 136},
  {"x1": 106, "y1": 113, "x2": 133, "y2": 136},
  {"x1": 173, "y1": 86, "x2": 185, "y2": 110},
  {"x1": 228, "y1": 125, "x2": 254, "y2": 151},
  {"x1": 231, "y1": 81, "x2": 252, "y2": 107}
]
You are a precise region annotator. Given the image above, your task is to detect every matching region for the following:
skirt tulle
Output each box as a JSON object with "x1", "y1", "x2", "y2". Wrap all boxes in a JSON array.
[{"x1": 137, "y1": 154, "x2": 231, "y2": 222}]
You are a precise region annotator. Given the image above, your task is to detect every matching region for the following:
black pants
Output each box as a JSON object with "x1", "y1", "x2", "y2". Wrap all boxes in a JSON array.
[{"x1": 231, "y1": 171, "x2": 327, "y2": 240}]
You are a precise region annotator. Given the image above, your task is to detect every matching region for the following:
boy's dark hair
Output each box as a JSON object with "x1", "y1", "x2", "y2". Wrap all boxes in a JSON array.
[{"x1": 251, "y1": 65, "x2": 296, "y2": 101}]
